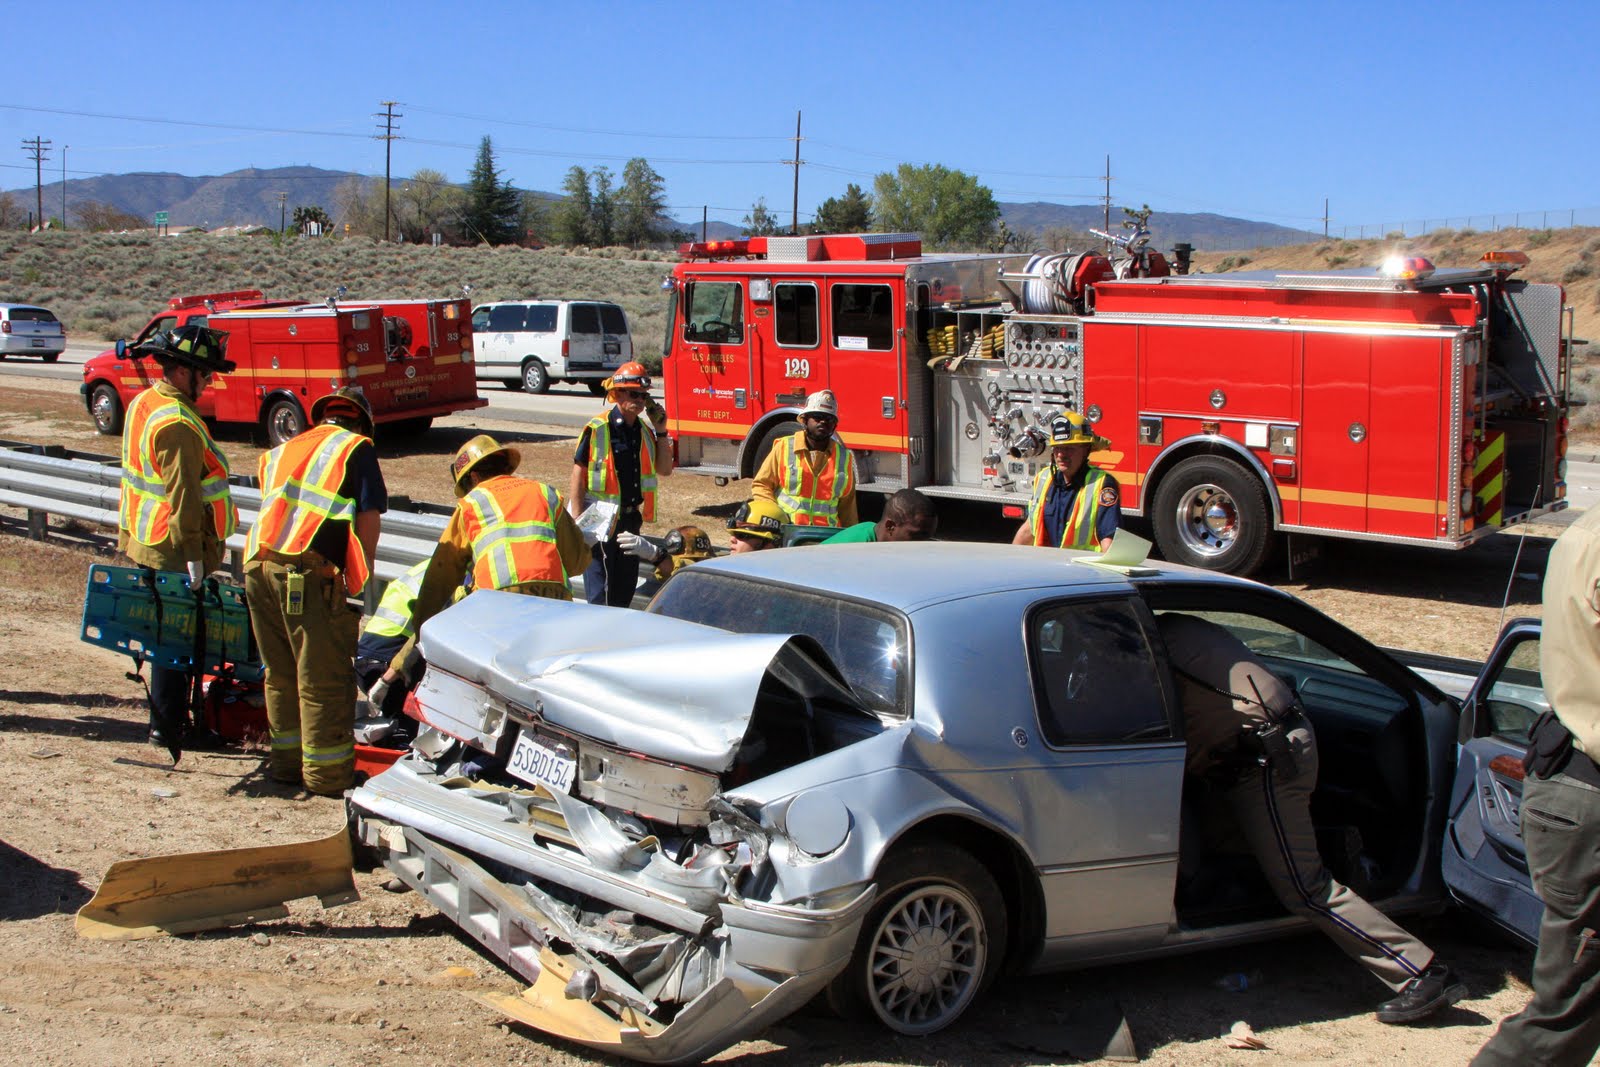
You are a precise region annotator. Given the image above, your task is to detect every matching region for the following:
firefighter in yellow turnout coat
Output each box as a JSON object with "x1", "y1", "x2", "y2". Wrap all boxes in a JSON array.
[
  {"x1": 244, "y1": 389, "x2": 387, "y2": 795},
  {"x1": 117, "y1": 325, "x2": 239, "y2": 762}
]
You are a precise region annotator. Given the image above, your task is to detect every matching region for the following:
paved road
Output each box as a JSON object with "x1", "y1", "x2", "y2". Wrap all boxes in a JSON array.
[{"x1": 7, "y1": 341, "x2": 1596, "y2": 514}]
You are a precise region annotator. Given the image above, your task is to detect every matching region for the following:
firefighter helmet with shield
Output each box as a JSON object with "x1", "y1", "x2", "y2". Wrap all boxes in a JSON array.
[
  {"x1": 135, "y1": 324, "x2": 236, "y2": 376},
  {"x1": 727, "y1": 499, "x2": 785, "y2": 542},
  {"x1": 1047, "y1": 409, "x2": 1111, "y2": 451},
  {"x1": 604, "y1": 361, "x2": 652, "y2": 395},
  {"x1": 311, "y1": 386, "x2": 375, "y2": 439}
]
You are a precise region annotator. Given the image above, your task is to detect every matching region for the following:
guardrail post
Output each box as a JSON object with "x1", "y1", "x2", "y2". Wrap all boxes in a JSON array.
[{"x1": 27, "y1": 507, "x2": 48, "y2": 541}]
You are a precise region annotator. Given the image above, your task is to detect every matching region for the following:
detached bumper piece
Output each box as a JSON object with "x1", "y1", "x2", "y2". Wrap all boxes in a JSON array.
[{"x1": 351, "y1": 761, "x2": 874, "y2": 1064}]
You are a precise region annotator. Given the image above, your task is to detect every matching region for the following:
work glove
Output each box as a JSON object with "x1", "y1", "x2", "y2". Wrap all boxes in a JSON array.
[
  {"x1": 617, "y1": 531, "x2": 663, "y2": 563},
  {"x1": 365, "y1": 675, "x2": 392, "y2": 712},
  {"x1": 186, "y1": 560, "x2": 205, "y2": 587}
]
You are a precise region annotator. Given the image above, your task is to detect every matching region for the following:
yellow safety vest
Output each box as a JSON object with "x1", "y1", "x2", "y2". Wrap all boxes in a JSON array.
[
  {"x1": 1028, "y1": 465, "x2": 1110, "y2": 551},
  {"x1": 582, "y1": 414, "x2": 658, "y2": 522},
  {"x1": 460, "y1": 475, "x2": 567, "y2": 594},
  {"x1": 245, "y1": 424, "x2": 371, "y2": 593},
  {"x1": 773, "y1": 432, "x2": 854, "y2": 526},
  {"x1": 364, "y1": 559, "x2": 429, "y2": 639},
  {"x1": 119, "y1": 387, "x2": 237, "y2": 548}
]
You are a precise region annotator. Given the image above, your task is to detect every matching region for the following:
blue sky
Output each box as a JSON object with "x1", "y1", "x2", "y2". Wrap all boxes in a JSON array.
[{"x1": 5, "y1": 0, "x2": 1595, "y2": 234}]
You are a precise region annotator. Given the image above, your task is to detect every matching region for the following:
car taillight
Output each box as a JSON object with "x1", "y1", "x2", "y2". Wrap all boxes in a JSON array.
[
  {"x1": 1, "y1": 321, "x2": 10, "y2": 333},
  {"x1": 562, "y1": 339, "x2": 570, "y2": 358}
]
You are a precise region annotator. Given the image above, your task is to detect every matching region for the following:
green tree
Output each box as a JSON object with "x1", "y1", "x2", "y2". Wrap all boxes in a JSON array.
[
  {"x1": 73, "y1": 200, "x2": 147, "y2": 232},
  {"x1": 812, "y1": 183, "x2": 872, "y2": 234},
  {"x1": 395, "y1": 169, "x2": 463, "y2": 244},
  {"x1": 291, "y1": 204, "x2": 332, "y2": 236},
  {"x1": 616, "y1": 157, "x2": 666, "y2": 247},
  {"x1": 518, "y1": 191, "x2": 549, "y2": 246},
  {"x1": 591, "y1": 166, "x2": 616, "y2": 247},
  {"x1": 870, "y1": 163, "x2": 1000, "y2": 250},
  {"x1": 549, "y1": 166, "x2": 593, "y2": 245},
  {"x1": 462, "y1": 136, "x2": 521, "y2": 246},
  {"x1": 0, "y1": 191, "x2": 23, "y2": 230},
  {"x1": 743, "y1": 197, "x2": 780, "y2": 236}
]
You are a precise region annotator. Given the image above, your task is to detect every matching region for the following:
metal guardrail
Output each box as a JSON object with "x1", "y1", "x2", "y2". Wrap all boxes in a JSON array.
[{"x1": 0, "y1": 441, "x2": 447, "y2": 603}]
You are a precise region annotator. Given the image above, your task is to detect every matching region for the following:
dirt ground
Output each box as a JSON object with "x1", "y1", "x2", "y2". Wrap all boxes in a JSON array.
[{"x1": 0, "y1": 379, "x2": 1557, "y2": 1065}]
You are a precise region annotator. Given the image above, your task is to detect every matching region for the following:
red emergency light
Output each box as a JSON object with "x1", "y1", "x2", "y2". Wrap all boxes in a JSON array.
[
  {"x1": 1480, "y1": 250, "x2": 1530, "y2": 276},
  {"x1": 678, "y1": 238, "x2": 760, "y2": 261}
]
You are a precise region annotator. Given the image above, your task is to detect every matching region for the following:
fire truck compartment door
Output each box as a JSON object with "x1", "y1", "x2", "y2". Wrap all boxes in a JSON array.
[
  {"x1": 1299, "y1": 334, "x2": 1372, "y2": 532},
  {"x1": 823, "y1": 280, "x2": 904, "y2": 446}
]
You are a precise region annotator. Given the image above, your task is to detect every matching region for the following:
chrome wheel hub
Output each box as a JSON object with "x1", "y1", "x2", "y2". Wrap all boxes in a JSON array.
[{"x1": 866, "y1": 886, "x2": 984, "y2": 1035}]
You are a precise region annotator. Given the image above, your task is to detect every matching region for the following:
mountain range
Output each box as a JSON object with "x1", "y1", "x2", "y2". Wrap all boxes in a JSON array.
[{"x1": 6, "y1": 166, "x2": 1317, "y2": 250}]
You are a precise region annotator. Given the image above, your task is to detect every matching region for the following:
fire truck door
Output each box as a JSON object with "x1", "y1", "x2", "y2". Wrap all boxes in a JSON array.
[
  {"x1": 759, "y1": 279, "x2": 823, "y2": 416},
  {"x1": 1299, "y1": 334, "x2": 1372, "y2": 532},
  {"x1": 679, "y1": 278, "x2": 751, "y2": 432},
  {"x1": 824, "y1": 280, "x2": 905, "y2": 452}
]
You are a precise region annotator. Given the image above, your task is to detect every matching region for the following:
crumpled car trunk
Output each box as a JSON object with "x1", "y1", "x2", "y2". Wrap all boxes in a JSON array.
[{"x1": 348, "y1": 592, "x2": 883, "y2": 1063}]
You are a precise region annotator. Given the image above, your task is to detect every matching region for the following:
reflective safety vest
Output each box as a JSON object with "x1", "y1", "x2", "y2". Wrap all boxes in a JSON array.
[
  {"x1": 365, "y1": 559, "x2": 429, "y2": 639},
  {"x1": 773, "y1": 432, "x2": 855, "y2": 526},
  {"x1": 1029, "y1": 465, "x2": 1111, "y2": 551},
  {"x1": 119, "y1": 387, "x2": 237, "y2": 548},
  {"x1": 460, "y1": 475, "x2": 568, "y2": 594},
  {"x1": 245, "y1": 424, "x2": 371, "y2": 594},
  {"x1": 582, "y1": 414, "x2": 657, "y2": 522}
]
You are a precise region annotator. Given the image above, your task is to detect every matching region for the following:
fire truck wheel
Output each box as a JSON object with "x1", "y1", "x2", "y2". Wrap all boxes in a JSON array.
[
  {"x1": 1152, "y1": 455, "x2": 1272, "y2": 576},
  {"x1": 89, "y1": 383, "x2": 123, "y2": 435},
  {"x1": 521, "y1": 359, "x2": 550, "y2": 394},
  {"x1": 263, "y1": 397, "x2": 308, "y2": 448},
  {"x1": 748, "y1": 422, "x2": 794, "y2": 478}
]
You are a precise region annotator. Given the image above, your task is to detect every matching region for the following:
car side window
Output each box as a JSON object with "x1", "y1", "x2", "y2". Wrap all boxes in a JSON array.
[
  {"x1": 137, "y1": 315, "x2": 178, "y2": 346},
  {"x1": 485, "y1": 305, "x2": 526, "y2": 332},
  {"x1": 525, "y1": 305, "x2": 557, "y2": 332},
  {"x1": 1030, "y1": 598, "x2": 1170, "y2": 745},
  {"x1": 1479, "y1": 634, "x2": 1546, "y2": 745},
  {"x1": 471, "y1": 308, "x2": 491, "y2": 331},
  {"x1": 775, "y1": 282, "x2": 820, "y2": 348},
  {"x1": 598, "y1": 304, "x2": 628, "y2": 334}
]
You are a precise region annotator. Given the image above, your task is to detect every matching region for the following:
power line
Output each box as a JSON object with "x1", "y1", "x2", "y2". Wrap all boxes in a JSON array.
[
  {"x1": 375, "y1": 101, "x2": 401, "y2": 241},
  {"x1": 21, "y1": 136, "x2": 50, "y2": 227}
]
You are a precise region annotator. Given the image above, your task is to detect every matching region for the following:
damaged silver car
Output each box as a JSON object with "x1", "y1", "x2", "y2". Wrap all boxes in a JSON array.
[{"x1": 345, "y1": 542, "x2": 1540, "y2": 1063}]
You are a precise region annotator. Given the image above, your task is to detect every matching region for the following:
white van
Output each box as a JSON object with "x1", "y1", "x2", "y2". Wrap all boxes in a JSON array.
[{"x1": 471, "y1": 300, "x2": 633, "y2": 394}]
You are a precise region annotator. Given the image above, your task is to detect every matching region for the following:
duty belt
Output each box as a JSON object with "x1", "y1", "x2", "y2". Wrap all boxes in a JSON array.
[
  {"x1": 252, "y1": 549, "x2": 340, "y2": 579},
  {"x1": 1525, "y1": 711, "x2": 1600, "y2": 789}
]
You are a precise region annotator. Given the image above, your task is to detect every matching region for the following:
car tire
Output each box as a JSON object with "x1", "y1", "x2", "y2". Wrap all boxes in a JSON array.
[
  {"x1": 263, "y1": 397, "x2": 308, "y2": 448},
  {"x1": 521, "y1": 359, "x2": 550, "y2": 395},
  {"x1": 501, "y1": 375, "x2": 524, "y2": 392},
  {"x1": 387, "y1": 416, "x2": 433, "y2": 437},
  {"x1": 1151, "y1": 454, "x2": 1272, "y2": 576},
  {"x1": 42, "y1": 352, "x2": 59, "y2": 364},
  {"x1": 587, "y1": 380, "x2": 608, "y2": 397},
  {"x1": 826, "y1": 843, "x2": 1007, "y2": 1036},
  {"x1": 89, "y1": 383, "x2": 124, "y2": 436}
]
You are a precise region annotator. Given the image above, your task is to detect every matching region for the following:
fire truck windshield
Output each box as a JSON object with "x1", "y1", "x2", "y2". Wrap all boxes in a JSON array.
[{"x1": 684, "y1": 282, "x2": 744, "y2": 344}]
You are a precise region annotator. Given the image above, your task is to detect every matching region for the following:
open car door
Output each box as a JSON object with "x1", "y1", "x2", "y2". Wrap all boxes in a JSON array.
[{"x1": 1439, "y1": 618, "x2": 1544, "y2": 944}]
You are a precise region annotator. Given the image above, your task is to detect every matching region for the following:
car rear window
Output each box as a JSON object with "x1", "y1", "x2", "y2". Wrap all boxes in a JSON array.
[
  {"x1": 650, "y1": 570, "x2": 909, "y2": 718},
  {"x1": 598, "y1": 304, "x2": 628, "y2": 334},
  {"x1": 9, "y1": 308, "x2": 58, "y2": 323},
  {"x1": 524, "y1": 305, "x2": 557, "y2": 332},
  {"x1": 571, "y1": 304, "x2": 601, "y2": 335}
]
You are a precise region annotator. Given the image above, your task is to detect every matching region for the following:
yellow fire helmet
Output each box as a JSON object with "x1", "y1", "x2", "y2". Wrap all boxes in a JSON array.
[
  {"x1": 727, "y1": 499, "x2": 785, "y2": 542},
  {"x1": 450, "y1": 434, "x2": 522, "y2": 497},
  {"x1": 1047, "y1": 409, "x2": 1111, "y2": 451}
]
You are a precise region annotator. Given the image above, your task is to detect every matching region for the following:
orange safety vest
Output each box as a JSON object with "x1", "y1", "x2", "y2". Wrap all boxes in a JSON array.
[
  {"x1": 582, "y1": 414, "x2": 658, "y2": 522},
  {"x1": 245, "y1": 424, "x2": 372, "y2": 594},
  {"x1": 119, "y1": 386, "x2": 238, "y2": 548},
  {"x1": 460, "y1": 475, "x2": 568, "y2": 594},
  {"x1": 1028, "y1": 465, "x2": 1111, "y2": 551},
  {"x1": 773, "y1": 431, "x2": 855, "y2": 526}
]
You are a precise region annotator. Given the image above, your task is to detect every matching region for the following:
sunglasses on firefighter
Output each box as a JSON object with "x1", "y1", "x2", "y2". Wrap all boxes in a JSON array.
[{"x1": 618, "y1": 389, "x2": 650, "y2": 400}]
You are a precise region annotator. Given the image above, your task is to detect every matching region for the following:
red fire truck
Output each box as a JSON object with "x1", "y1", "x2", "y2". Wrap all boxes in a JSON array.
[
  {"x1": 661, "y1": 234, "x2": 1571, "y2": 574},
  {"x1": 83, "y1": 290, "x2": 486, "y2": 446}
]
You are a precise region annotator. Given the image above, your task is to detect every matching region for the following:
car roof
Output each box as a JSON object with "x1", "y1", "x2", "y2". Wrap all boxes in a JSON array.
[
  {"x1": 686, "y1": 541, "x2": 1262, "y2": 613},
  {"x1": 0, "y1": 303, "x2": 52, "y2": 312}
]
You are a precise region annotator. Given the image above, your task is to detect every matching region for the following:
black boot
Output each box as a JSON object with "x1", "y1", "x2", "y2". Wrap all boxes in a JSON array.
[{"x1": 1375, "y1": 964, "x2": 1466, "y2": 1024}]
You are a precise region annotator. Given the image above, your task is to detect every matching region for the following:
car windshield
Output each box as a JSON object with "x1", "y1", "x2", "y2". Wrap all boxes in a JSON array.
[{"x1": 650, "y1": 570, "x2": 908, "y2": 718}]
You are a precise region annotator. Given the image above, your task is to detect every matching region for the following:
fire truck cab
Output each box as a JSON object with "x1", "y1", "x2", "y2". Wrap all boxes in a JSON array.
[{"x1": 661, "y1": 235, "x2": 1570, "y2": 575}]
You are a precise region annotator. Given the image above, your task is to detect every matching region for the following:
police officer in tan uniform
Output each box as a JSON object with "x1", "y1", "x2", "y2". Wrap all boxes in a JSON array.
[
  {"x1": 1473, "y1": 505, "x2": 1600, "y2": 1065},
  {"x1": 1158, "y1": 612, "x2": 1466, "y2": 1024}
]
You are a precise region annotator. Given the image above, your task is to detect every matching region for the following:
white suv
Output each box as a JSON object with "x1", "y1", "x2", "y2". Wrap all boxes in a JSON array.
[
  {"x1": 471, "y1": 300, "x2": 632, "y2": 394},
  {"x1": 0, "y1": 303, "x2": 67, "y2": 362}
]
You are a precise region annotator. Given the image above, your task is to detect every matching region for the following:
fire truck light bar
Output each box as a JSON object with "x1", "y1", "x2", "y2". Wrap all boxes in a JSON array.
[
  {"x1": 1480, "y1": 250, "x2": 1530, "y2": 275},
  {"x1": 1378, "y1": 255, "x2": 1436, "y2": 281},
  {"x1": 679, "y1": 239, "x2": 759, "y2": 260}
]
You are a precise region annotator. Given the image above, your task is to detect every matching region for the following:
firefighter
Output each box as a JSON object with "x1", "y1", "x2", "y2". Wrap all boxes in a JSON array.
[
  {"x1": 1158, "y1": 612, "x2": 1466, "y2": 1024},
  {"x1": 1012, "y1": 410, "x2": 1120, "y2": 552},
  {"x1": 1472, "y1": 504, "x2": 1600, "y2": 1066},
  {"x1": 243, "y1": 387, "x2": 387, "y2": 796},
  {"x1": 354, "y1": 558, "x2": 428, "y2": 718},
  {"x1": 375, "y1": 435, "x2": 590, "y2": 704},
  {"x1": 116, "y1": 325, "x2": 239, "y2": 763},
  {"x1": 822, "y1": 488, "x2": 938, "y2": 544},
  {"x1": 752, "y1": 389, "x2": 858, "y2": 529},
  {"x1": 618, "y1": 524, "x2": 717, "y2": 582},
  {"x1": 726, "y1": 499, "x2": 784, "y2": 554},
  {"x1": 568, "y1": 361, "x2": 673, "y2": 607}
]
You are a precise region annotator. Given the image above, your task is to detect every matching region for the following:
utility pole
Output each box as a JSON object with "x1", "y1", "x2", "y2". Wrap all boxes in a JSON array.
[
  {"x1": 1323, "y1": 197, "x2": 1330, "y2": 239},
  {"x1": 22, "y1": 136, "x2": 50, "y2": 230},
  {"x1": 374, "y1": 101, "x2": 402, "y2": 241},
  {"x1": 783, "y1": 110, "x2": 803, "y2": 235},
  {"x1": 1101, "y1": 155, "x2": 1112, "y2": 249},
  {"x1": 701, "y1": 206, "x2": 707, "y2": 244},
  {"x1": 62, "y1": 146, "x2": 68, "y2": 231},
  {"x1": 277, "y1": 191, "x2": 288, "y2": 235}
]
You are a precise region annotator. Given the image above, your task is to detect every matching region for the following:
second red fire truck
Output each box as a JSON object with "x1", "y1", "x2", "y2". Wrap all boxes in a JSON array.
[{"x1": 660, "y1": 233, "x2": 1571, "y2": 575}]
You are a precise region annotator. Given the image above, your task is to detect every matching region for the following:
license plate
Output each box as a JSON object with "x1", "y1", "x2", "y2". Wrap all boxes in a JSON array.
[
  {"x1": 507, "y1": 731, "x2": 577, "y2": 794},
  {"x1": 31, "y1": 339, "x2": 44, "y2": 348},
  {"x1": 603, "y1": 341, "x2": 621, "y2": 355},
  {"x1": 393, "y1": 385, "x2": 429, "y2": 404}
]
